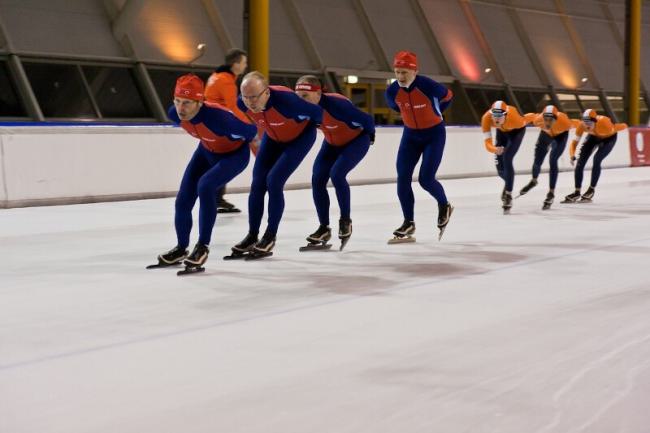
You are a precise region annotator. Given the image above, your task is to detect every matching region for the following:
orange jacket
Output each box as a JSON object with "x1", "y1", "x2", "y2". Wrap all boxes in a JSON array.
[
  {"x1": 481, "y1": 105, "x2": 535, "y2": 153},
  {"x1": 205, "y1": 67, "x2": 248, "y2": 122},
  {"x1": 569, "y1": 115, "x2": 628, "y2": 158},
  {"x1": 529, "y1": 111, "x2": 580, "y2": 137}
]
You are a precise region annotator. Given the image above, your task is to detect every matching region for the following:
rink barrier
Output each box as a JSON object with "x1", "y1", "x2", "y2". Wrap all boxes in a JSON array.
[
  {"x1": 0, "y1": 124, "x2": 632, "y2": 208},
  {"x1": 629, "y1": 127, "x2": 650, "y2": 166}
]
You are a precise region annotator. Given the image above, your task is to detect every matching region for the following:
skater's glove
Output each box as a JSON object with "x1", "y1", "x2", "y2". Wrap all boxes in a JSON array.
[
  {"x1": 570, "y1": 156, "x2": 576, "y2": 166},
  {"x1": 494, "y1": 147, "x2": 505, "y2": 156}
]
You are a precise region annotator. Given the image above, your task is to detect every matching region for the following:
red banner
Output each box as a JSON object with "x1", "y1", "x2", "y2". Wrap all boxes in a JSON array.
[{"x1": 629, "y1": 127, "x2": 650, "y2": 166}]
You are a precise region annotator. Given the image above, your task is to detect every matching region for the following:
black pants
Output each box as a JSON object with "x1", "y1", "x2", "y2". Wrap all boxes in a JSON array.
[{"x1": 574, "y1": 134, "x2": 617, "y2": 189}]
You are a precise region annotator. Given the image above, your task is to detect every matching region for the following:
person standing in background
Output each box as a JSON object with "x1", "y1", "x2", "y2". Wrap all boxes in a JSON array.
[{"x1": 205, "y1": 48, "x2": 250, "y2": 213}]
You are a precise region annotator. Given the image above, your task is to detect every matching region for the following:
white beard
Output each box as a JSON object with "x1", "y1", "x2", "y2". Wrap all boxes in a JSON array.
[{"x1": 398, "y1": 78, "x2": 415, "y2": 88}]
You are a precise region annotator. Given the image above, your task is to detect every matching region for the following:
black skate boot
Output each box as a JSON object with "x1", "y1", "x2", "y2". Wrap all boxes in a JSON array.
[
  {"x1": 502, "y1": 191, "x2": 513, "y2": 214},
  {"x1": 217, "y1": 198, "x2": 241, "y2": 213},
  {"x1": 178, "y1": 243, "x2": 209, "y2": 275},
  {"x1": 561, "y1": 190, "x2": 581, "y2": 203},
  {"x1": 542, "y1": 191, "x2": 554, "y2": 210},
  {"x1": 517, "y1": 178, "x2": 538, "y2": 198},
  {"x1": 147, "y1": 245, "x2": 188, "y2": 269},
  {"x1": 338, "y1": 218, "x2": 352, "y2": 251},
  {"x1": 580, "y1": 186, "x2": 595, "y2": 203},
  {"x1": 247, "y1": 230, "x2": 276, "y2": 260},
  {"x1": 388, "y1": 220, "x2": 416, "y2": 244},
  {"x1": 437, "y1": 203, "x2": 454, "y2": 241},
  {"x1": 300, "y1": 225, "x2": 332, "y2": 252},
  {"x1": 224, "y1": 232, "x2": 258, "y2": 260}
]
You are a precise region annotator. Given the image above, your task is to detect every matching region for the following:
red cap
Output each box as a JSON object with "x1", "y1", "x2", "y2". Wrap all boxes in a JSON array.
[
  {"x1": 295, "y1": 83, "x2": 321, "y2": 92},
  {"x1": 174, "y1": 74, "x2": 204, "y2": 101},
  {"x1": 393, "y1": 51, "x2": 418, "y2": 70}
]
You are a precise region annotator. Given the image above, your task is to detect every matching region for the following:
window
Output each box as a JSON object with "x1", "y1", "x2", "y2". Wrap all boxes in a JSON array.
[
  {"x1": 556, "y1": 93, "x2": 582, "y2": 119},
  {"x1": 606, "y1": 95, "x2": 624, "y2": 122},
  {"x1": 0, "y1": 60, "x2": 27, "y2": 117},
  {"x1": 513, "y1": 90, "x2": 553, "y2": 114},
  {"x1": 576, "y1": 94, "x2": 605, "y2": 113},
  {"x1": 464, "y1": 87, "x2": 490, "y2": 118},
  {"x1": 604, "y1": 94, "x2": 649, "y2": 124},
  {"x1": 82, "y1": 66, "x2": 151, "y2": 119},
  {"x1": 148, "y1": 68, "x2": 212, "y2": 111},
  {"x1": 464, "y1": 86, "x2": 509, "y2": 117},
  {"x1": 23, "y1": 62, "x2": 97, "y2": 118},
  {"x1": 346, "y1": 84, "x2": 370, "y2": 111},
  {"x1": 445, "y1": 82, "x2": 479, "y2": 125},
  {"x1": 482, "y1": 87, "x2": 509, "y2": 108},
  {"x1": 373, "y1": 86, "x2": 387, "y2": 109}
]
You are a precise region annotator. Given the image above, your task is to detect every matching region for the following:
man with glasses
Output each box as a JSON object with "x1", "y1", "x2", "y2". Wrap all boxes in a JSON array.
[
  {"x1": 562, "y1": 109, "x2": 627, "y2": 203},
  {"x1": 149, "y1": 74, "x2": 257, "y2": 274},
  {"x1": 482, "y1": 100, "x2": 535, "y2": 214},
  {"x1": 226, "y1": 71, "x2": 323, "y2": 260},
  {"x1": 518, "y1": 105, "x2": 579, "y2": 210}
]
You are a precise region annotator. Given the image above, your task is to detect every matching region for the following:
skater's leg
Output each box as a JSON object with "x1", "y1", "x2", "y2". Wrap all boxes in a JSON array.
[
  {"x1": 548, "y1": 131, "x2": 568, "y2": 190},
  {"x1": 311, "y1": 142, "x2": 338, "y2": 226},
  {"x1": 196, "y1": 144, "x2": 250, "y2": 246},
  {"x1": 248, "y1": 135, "x2": 283, "y2": 236},
  {"x1": 532, "y1": 131, "x2": 552, "y2": 180},
  {"x1": 589, "y1": 135, "x2": 617, "y2": 188},
  {"x1": 329, "y1": 134, "x2": 370, "y2": 220},
  {"x1": 175, "y1": 145, "x2": 210, "y2": 249},
  {"x1": 396, "y1": 130, "x2": 423, "y2": 221},
  {"x1": 495, "y1": 129, "x2": 507, "y2": 182},
  {"x1": 574, "y1": 136, "x2": 598, "y2": 189},
  {"x1": 418, "y1": 124, "x2": 448, "y2": 205},
  {"x1": 265, "y1": 126, "x2": 317, "y2": 235},
  {"x1": 501, "y1": 127, "x2": 525, "y2": 193}
]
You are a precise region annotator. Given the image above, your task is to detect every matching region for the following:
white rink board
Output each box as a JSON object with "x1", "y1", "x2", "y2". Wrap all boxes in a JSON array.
[{"x1": 0, "y1": 125, "x2": 631, "y2": 207}]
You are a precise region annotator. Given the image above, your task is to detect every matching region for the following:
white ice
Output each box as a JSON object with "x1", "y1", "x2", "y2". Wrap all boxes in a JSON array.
[{"x1": 2, "y1": 167, "x2": 650, "y2": 433}]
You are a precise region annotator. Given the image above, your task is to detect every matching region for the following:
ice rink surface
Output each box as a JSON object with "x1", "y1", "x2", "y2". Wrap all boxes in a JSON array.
[{"x1": 2, "y1": 167, "x2": 650, "y2": 433}]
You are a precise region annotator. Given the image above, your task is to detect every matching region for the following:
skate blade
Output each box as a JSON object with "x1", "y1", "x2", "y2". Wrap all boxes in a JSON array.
[
  {"x1": 146, "y1": 262, "x2": 182, "y2": 269},
  {"x1": 217, "y1": 208, "x2": 241, "y2": 214},
  {"x1": 245, "y1": 252, "x2": 273, "y2": 261},
  {"x1": 387, "y1": 237, "x2": 416, "y2": 245},
  {"x1": 542, "y1": 204, "x2": 552, "y2": 210},
  {"x1": 177, "y1": 266, "x2": 205, "y2": 276},
  {"x1": 223, "y1": 253, "x2": 248, "y2": 260},
  {"x1": 560, "y1": 199, "x2": 577, "y2": 204},
  {"x1": 503, "y1": 208, "x2": 512, "y2": 215},
  {"x1": 299, "y1": 244, "x2": 333, "y2": 252},
  {"x1": 579, "y1": 198, "x2": 592, "y2": 203},
  {"x1": 437, "y1": 206, "x2": 454, "y2": 241},
  {"x1": 339, "y1": 237, "x2": 350, "y2": 251}
]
